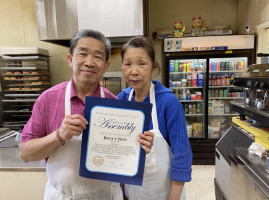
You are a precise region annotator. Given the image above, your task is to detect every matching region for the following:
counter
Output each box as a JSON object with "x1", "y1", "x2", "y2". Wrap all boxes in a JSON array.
[
  {"x1": 0, "y1": 147, "x2": 45, "y2": 171},
  {"x1": 229, "y1": 147, "x2": 269, "y2": 199},
  {"x1": 0, "y1": 147, "x2": 47, "y2": 200}
]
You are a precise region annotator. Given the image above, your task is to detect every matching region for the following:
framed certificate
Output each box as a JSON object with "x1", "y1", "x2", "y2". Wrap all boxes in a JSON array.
[{"x1": 79, "y1": 96, "x2": 152, "y2": 186}]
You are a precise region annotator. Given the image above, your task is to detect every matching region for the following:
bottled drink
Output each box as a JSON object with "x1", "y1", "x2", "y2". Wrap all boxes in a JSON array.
[
  {"x1": 192, "y1": 104, "x2": 197, "y2": 114},
  {"x1": 192, "y1": 73, "x2": 197, "y2": 87},
  {"x1": 186, "y1": 89, "x2": 191, "y2": 100},
  {"x1": 175, "y1": 61, "x2": 179, "y2": 72},
  {"x1": 170, "y1": 61, "x2": 175, "y2": 71},
  {"x1": 189, "y1": 104, "x2": 193, "y2": 114},
  {"x1": 209, "y1": 74, "x2": 212, "y2": 86},
  {"x1": 197, "y1": 103, "x2": 202, "y2": 114}
]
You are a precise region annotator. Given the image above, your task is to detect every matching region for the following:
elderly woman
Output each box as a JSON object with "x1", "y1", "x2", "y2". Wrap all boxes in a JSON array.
[{"x1": 117, "y1": 37, "x2": 192, "y2": 200}]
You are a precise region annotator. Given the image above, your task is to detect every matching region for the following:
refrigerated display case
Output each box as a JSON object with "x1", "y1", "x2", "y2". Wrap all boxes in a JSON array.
[{"x1": 162, "y1": 35, "x2": 255, "y2": 164}]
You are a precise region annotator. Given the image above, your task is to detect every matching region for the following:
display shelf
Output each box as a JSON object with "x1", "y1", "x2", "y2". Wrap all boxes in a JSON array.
[
  {"x1": 171, "y1": 86, "x2": 203, "y2": 89},
  {"x1": 209, "y1": 70, "x2": 245, "y2": 74},
  {"x1": 180, "y1": 100, "x2": 203, "y2": 102},
  {"x1": 185, "y1": 114, "x2": 204, "y2": 116},
  {"x1": 209, "y1": 113, "x2": 238, "y2": 116},
  {"x1": 209, "y1": 97, "x2": 244, "y2": 100},
  {"x1": 209, "y1": 85, "x2": 236, "y2": 88},
  {"x1": 170, "y1": 71, "x2": 205, "y2": 74}
]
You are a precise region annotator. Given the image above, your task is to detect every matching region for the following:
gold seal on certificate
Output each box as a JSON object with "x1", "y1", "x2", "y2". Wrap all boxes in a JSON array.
[{"x1": 80, "y1": 97, "x2": 152, "y2": 185}]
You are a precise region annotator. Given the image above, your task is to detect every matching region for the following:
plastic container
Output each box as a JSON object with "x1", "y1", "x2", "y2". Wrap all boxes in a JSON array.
[
  {"x1": 186, "y1": 125, "x2": 193, "y2": 138},
  {"x1": 208, "y1": 125, "x2": 220, "y2": 139}
]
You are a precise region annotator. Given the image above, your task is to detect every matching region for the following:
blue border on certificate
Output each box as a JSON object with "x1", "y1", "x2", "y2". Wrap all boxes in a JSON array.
[{"x1": 79, "y1": 96, "x2": 152, "y2": 186}]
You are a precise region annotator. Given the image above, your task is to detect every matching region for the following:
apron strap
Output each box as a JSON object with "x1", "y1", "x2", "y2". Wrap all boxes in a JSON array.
[{"x1": 128, "y1": 82, "x2": 159, "y2": 130}]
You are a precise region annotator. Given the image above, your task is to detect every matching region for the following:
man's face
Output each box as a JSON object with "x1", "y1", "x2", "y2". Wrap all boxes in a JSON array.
[{"x1": 67, "y1": 37, "x2": 110, "y2": 87}]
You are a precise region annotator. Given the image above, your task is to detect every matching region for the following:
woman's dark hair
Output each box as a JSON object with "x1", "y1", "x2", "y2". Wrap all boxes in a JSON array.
[
  {"x1": 121, "y1": 37, "x2": 156, "y2": 67},
  {"x1": 69, "y1": 29, "x2": 111, "y2": 61}
]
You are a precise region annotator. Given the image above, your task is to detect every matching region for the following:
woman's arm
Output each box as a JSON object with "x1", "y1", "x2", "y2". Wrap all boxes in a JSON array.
[{"x1": 168, "y1": 181, "x2": 184, "y2": 200}]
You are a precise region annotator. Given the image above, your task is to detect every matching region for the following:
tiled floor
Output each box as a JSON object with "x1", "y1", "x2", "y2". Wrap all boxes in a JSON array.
[{"x1": 185, "y1": 165, "x2": 216, "y2": 200}]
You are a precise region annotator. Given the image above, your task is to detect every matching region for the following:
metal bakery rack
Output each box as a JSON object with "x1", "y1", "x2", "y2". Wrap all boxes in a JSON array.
[{"x1": 0, "y1": 47, "x2": 51, "y2": 130}]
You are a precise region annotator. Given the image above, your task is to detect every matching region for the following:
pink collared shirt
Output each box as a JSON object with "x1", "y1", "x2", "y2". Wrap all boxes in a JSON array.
[{"x1": 20, "y1": 79, "x2": 118, "y2": 143}]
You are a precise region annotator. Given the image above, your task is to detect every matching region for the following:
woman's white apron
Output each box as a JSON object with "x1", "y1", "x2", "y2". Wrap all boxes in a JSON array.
[
  {"x1": 125, "y1": 82, "x2": 186, "y2": 200},
  {"x1": 44, "y1": 81, "x2": 122, "y2": 200}
]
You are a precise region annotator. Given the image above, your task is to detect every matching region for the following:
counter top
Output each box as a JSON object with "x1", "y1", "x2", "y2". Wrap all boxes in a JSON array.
[
  {"x1": 236, "y1": 147, "x2": 269, "y2": 189},
  {"x1": 0, "y1": 147, "x2": 45, "y2": 171}
]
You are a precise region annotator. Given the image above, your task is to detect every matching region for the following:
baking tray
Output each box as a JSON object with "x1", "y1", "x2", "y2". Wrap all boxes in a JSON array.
[
  {"x1": 4, "y1": 94, "x2": 40, "y2": 97},
  {"x1": 4, "y1": 110, "x2": 32, "y2": 113},
  {"x1": 0, "y1": 47, "x2": 49, "y2": 56},
  {"x1": 0, "y1": 67, "x2": 48, "y2": 71},
  {"x1": 3, "y1": 79, "x2": 49, "y2": 82},
  {"x1": 6, "y1": 83, "x2": 50, "y2": 86},
  {"x1": 2, "y1": 74, "x2": 49, "y2": 77},
  {"x1": 2, "y1": 99, "x2": 37, "y2": 102},
  {"x1": 5, "y1": 89, "x2": 45, "y2": 92},
  {"x1": 0, "y1": 55, "x2": 49, "y2": 61}
]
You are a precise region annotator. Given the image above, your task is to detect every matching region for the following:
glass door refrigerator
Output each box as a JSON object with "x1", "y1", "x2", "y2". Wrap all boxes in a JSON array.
[{"x1": 163, "y1": 40, "x2": 255, "y2": 164}]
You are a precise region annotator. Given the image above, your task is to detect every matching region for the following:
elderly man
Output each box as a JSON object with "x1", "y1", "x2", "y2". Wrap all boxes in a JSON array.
[{"x1": 19, "y1": 29, "x2": 153, "y2": 200}]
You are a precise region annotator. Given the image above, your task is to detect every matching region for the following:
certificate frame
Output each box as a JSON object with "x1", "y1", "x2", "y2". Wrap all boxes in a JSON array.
[{"x1": 79, "y1": 96, "x2": 152, "y2": 186}]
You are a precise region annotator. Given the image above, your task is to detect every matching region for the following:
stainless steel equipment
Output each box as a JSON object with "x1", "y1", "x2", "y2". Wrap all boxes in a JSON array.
[
  {"x1": 230, "y1": 147, "x2": 269, "y2": 200},
  {"x1": 215, "y1": 76, "x2": 269, "y2": 200},
  {"x1": 0, "y1": 47, "x2": 51, "y2": 129},
  {"x1": 35, "y1": 0, "x2": 146, "y2": 47}
]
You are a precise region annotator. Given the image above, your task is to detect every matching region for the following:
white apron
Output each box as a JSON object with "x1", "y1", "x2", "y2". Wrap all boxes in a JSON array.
[
  {"x1": 125, "y1": 82, "x2": 186, "y2": 200},
  {"x1": 44, "y1": 81, "x2": 123, "y2": 200}
]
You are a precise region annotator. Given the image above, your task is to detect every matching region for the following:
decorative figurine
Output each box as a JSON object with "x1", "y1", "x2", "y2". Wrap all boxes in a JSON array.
[
  {"x1": 191, "y1": 16, "x2": 206, "y2": 36},
  {"x1": 173, "y1": 21, "x2": 185, "y2": 37}
]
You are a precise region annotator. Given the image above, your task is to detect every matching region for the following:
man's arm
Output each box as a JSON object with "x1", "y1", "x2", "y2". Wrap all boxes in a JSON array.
[
  {"x1": 168, "y1": 181, "x2": 184, "y2": 200},
  {"x1": 19, "y1": 130, "x2": 62, "y2": 162},
  {"x1": 20, "y1": 114, "x2": 88, "y2": 162}
]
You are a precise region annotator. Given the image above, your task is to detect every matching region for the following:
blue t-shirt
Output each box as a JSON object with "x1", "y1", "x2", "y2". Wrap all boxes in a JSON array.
[{"x1": 117, "y1": 80, "x2": 192, "y2": 182}]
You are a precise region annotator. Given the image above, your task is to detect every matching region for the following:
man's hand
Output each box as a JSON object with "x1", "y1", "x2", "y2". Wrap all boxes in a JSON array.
[
  {"x1": 138, "y1": 131, "x2": 154, "y2": 154},
  {"x1": 58, "y1": 114, "x2": 88, "y2": 141}
]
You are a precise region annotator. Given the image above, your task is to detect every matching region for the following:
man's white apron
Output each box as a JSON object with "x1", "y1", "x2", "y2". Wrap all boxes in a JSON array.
[
  {"x1": 125, "y1": 82, "x2": 186, "y2": 200},
  {"x1": 44, "y1": 81, "x2": 122, "y2": 200}
]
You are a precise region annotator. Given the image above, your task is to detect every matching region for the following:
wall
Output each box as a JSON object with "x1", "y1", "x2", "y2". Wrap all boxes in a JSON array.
[
  {"x1": 0, "y1": 0, "x2": 71, "y2": 86},
  {"x1": 237, "y1": 0, "x2": 269, "y2": 62},
  {"x1": 149, "y1": 0, "x2": 238, "y2": 82},
  {"x1": 0, "y1": 0, "x2": 239, "y2": 85}
]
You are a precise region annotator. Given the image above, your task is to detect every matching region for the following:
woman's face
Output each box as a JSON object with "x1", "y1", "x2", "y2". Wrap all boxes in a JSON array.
[{"x1": 122, "y1": 47, "x2": 155, "y2": 92}]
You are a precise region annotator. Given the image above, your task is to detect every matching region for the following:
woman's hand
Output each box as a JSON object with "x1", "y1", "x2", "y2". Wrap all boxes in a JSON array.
[{"x1": 138, "y1": 131, "x2": 154, "y2": 154}]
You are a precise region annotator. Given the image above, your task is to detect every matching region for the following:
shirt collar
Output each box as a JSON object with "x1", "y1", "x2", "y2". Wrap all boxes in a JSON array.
[{"x1": 70, "y1": 77, "x2": 102, "y2": 100}]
